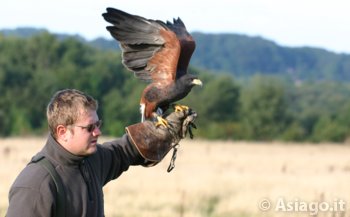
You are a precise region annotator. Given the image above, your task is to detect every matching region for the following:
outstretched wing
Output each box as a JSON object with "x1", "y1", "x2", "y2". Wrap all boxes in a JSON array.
[
  {"x1": 102, "y1": 8, "x2": 180, "y2": 84},
  {"x1": 166, "y1": 18, "x2": 196, "y2": 79}
]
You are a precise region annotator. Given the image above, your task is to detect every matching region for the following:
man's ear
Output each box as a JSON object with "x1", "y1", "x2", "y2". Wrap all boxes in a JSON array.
[{"x1": 56, "y1": 125, "x2": 68, "y2": 142}]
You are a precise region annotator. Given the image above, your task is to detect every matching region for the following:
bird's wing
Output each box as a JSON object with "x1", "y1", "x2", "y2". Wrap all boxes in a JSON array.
[
  {"x1": 166, "y1": 18, "x2": 196, "y2": 79},
  {"x1": 103, "y1": 8, "x2": 180, "y2": 83}
]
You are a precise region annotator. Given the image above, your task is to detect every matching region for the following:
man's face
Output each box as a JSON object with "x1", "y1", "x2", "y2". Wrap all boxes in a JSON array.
[{"x1": 64, "y1": 109, "x2": 102, "y2": 156}]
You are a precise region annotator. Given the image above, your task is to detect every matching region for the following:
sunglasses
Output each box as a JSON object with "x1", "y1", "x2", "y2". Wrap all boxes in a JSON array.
[{"x1": 73, "y1": 120, "x2": 102, "y2": 133}]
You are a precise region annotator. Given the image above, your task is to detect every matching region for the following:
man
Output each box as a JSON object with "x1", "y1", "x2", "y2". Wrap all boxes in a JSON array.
[{"x1": 6, "y1": 89, "x2": 196, "y2": 217}]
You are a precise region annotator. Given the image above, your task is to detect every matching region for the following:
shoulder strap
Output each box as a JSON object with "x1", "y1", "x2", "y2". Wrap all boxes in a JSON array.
[{"x1": 32, "y1": 156, "x2": 66, "y2": 217}]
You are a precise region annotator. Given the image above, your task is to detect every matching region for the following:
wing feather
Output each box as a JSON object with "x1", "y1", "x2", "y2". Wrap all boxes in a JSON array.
[
  {"x1": 103, "y1": 8, "x2": 180, "y2": 83},
  {"x1": 166, "y1": 18, "x2": 196, "y2": 79}
]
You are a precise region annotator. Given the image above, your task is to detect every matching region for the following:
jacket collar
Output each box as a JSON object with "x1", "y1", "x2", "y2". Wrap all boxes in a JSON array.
[{"x1": 41, "y1": 133, "x2": 85, "y2": 166}]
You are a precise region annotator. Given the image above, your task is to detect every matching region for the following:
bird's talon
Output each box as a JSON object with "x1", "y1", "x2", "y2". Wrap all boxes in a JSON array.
[
  {"x1": 155, "y1": 116, "x2": 169, "y2": 128},
  {"x1": 174, "y1": 104, "x2": 189, "y2": 112}
]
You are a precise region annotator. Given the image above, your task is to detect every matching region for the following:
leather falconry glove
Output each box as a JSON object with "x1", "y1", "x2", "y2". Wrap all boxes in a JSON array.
[{"x1": 126, "y1": 108, "x2": 197, "y2": 171}]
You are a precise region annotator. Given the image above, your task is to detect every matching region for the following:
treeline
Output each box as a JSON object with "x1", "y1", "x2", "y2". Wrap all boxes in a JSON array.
[
  {"x1": 1, "y1": 32, "x2": 350, "y2": 142},
  {"x1": 88, "y1": 32, "x2": 350, "y2": 82},
  {"x1": 191, "y1": 33, "x2": 350, "y2": 82},
  {"x1": 4, "y1": 28, "x2": 350, "y2": 82}
]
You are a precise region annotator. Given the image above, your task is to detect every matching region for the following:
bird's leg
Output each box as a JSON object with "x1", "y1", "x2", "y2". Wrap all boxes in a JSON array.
[
  {"x1": 156, "y1": 107, "x2": 163, "y2": 116},
  {"x1": 173, "y1": 104, "x2": 190, "y2": 112}
]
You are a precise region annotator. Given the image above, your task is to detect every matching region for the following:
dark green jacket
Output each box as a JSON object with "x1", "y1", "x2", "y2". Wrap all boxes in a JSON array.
[{"x1": 6, "y1": 133, "x2": 143, "y2": 217}]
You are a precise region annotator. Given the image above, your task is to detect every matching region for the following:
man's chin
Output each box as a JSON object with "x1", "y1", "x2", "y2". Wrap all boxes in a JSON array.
[{"x1": 83, "y1": 145, "x2": 97, "y2": 156}]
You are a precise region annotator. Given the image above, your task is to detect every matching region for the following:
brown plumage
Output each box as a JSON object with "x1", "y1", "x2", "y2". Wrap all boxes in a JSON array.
[{"x1": 102, "y1": 8, "x2": 202, "y2": 122}]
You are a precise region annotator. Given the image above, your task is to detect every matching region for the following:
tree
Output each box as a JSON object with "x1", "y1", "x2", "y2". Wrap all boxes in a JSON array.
[
  {"x1": 198, "y1": 74, "x2": 240, "y2": 122},
  {"x1": 240, "y1": 75, "x2": 290, "y2": 140}
]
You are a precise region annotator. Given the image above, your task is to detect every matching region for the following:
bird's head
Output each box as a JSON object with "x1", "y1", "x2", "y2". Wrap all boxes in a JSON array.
[{"x1": 179, "y1": 74, "x2": 203, "y2": 89}]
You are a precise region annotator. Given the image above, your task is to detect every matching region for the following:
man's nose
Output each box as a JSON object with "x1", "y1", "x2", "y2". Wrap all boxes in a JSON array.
[{"x1": 92, "y1": 127, "x2": 102, "y2": 136}]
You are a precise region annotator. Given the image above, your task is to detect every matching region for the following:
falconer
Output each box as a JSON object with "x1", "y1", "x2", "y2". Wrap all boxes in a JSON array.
[{"x1": 6, "y1": 89, "x2": 196, "y2": 217}]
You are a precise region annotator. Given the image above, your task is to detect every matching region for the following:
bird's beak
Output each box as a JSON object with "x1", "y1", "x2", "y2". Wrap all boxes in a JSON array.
[{"x1": 192, "y1": 79, "x2": 203, "y2": 86}]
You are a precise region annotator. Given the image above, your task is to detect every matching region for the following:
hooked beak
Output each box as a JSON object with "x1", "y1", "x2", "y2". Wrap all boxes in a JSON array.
[{"x1": 192, "y1": 79, "x2": 203, "y2": 86}]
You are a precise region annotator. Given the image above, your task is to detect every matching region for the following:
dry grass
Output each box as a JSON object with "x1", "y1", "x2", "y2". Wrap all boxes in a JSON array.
[{"x1": 1, "y1": 137, "x2": 350, "y2": 217}]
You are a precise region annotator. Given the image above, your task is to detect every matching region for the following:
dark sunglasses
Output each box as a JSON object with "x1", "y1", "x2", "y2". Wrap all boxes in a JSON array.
[{"x1": 73, "y1": 120, "x2": 102, "y2": 132}]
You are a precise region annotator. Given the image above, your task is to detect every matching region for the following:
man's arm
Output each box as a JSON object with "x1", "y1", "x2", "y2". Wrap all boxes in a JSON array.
[
  {"x1": 92, "y1": 134, "x2": 144, "y2": 185},
  {"x1": 94, "y1": 109, "x2": 197, "y2": 185}
]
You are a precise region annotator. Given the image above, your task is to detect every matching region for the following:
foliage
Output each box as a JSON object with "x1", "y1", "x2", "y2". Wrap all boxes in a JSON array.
[
  {"x1": 240, "y1": 75, "x2": 290, "y2": 140},
  {"x1": 191, "y1": 32, "x2": 350, "y2": 82},
  {"x1": 3, "y1": 28, "x2": 350, "y2": 82},
  {"x1": 2, "y1": 32, "x2": 350, "y2": 142}
]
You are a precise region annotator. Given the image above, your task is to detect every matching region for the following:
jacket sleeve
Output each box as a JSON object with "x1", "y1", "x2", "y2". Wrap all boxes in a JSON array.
[
  {"x1": 6, "y1": 164, "x2": 57, "y2": 217},
  {"x1": 91, "y1": 134, "x2": 144, "y2": 186}
]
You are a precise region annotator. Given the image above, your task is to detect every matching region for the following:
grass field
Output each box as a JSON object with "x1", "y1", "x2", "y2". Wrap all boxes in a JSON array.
[{"x1": 1, "y1": 137, "x2": 350, "y2": 217}]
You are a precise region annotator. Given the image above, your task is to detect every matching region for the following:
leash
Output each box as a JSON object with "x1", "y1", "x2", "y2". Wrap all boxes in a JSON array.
[{"x1": 167, "y1": 143, "x2": 179, "y2": 172}]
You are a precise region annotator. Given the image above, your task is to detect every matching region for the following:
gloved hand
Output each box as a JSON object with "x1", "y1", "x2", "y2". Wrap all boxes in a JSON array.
[{"x1": 125, "y1": 108, "x2": 197, "y2": 168}]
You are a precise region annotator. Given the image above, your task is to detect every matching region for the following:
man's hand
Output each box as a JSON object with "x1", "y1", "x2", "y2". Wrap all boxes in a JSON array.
[{"x1": 125, "y1": 109, "x2": 197, "y2": 167}]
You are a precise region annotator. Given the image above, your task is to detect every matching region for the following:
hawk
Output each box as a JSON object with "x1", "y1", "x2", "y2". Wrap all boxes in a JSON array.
[{"x1": 102, "y1": 8, "x2": 202, "y2": 126}]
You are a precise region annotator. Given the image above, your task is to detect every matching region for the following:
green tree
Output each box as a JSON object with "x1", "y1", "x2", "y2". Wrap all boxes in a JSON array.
[
  {"x1": 200, "y1": 75, "x2": 240, "y2": 122},
  {"x1": 240, "y1": 75, "x2": 290, "y2": 140},
  {"x1": 311, "y1": 116, "x2": 348, "y2": 142}
]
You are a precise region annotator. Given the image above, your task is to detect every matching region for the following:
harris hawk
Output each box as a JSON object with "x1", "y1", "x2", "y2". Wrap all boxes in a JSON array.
[{"x1": 102, "y1": 8, "x2": 202, "y2": 126}]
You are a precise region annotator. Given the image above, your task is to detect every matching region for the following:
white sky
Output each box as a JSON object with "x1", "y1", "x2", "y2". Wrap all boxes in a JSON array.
[{"x1": 1, "y1": 0, "x2": 349, "y2": 54}]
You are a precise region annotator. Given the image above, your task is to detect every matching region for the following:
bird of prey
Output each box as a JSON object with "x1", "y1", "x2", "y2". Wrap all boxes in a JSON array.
[{"x1": 102, "y1": 8, "x2": 202, "y2": 126}]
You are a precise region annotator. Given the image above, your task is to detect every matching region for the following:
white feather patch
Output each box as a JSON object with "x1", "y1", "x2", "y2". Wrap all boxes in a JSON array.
[{"x1": 140, "y1": 104, "x2": 145, "y2": 122}]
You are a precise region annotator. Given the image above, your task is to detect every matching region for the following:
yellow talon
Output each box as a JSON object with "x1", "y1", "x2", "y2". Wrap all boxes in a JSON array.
[
  {"x1": 174, "y1": 104, "x2": 189, "y2": 112},
  {"x1": 155, "y1": 116, "x2": 169, "y2": 128}
]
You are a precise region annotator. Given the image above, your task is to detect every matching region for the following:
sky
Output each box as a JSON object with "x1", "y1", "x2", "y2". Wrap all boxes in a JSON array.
[{"x1": 1, "y1": 0, "x2": 349, "y2": 54}]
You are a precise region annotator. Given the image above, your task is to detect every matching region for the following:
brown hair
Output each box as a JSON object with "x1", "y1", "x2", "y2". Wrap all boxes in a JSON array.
[{"x1": 46, "y1": 89, "x2": 98, "y2": 138}]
